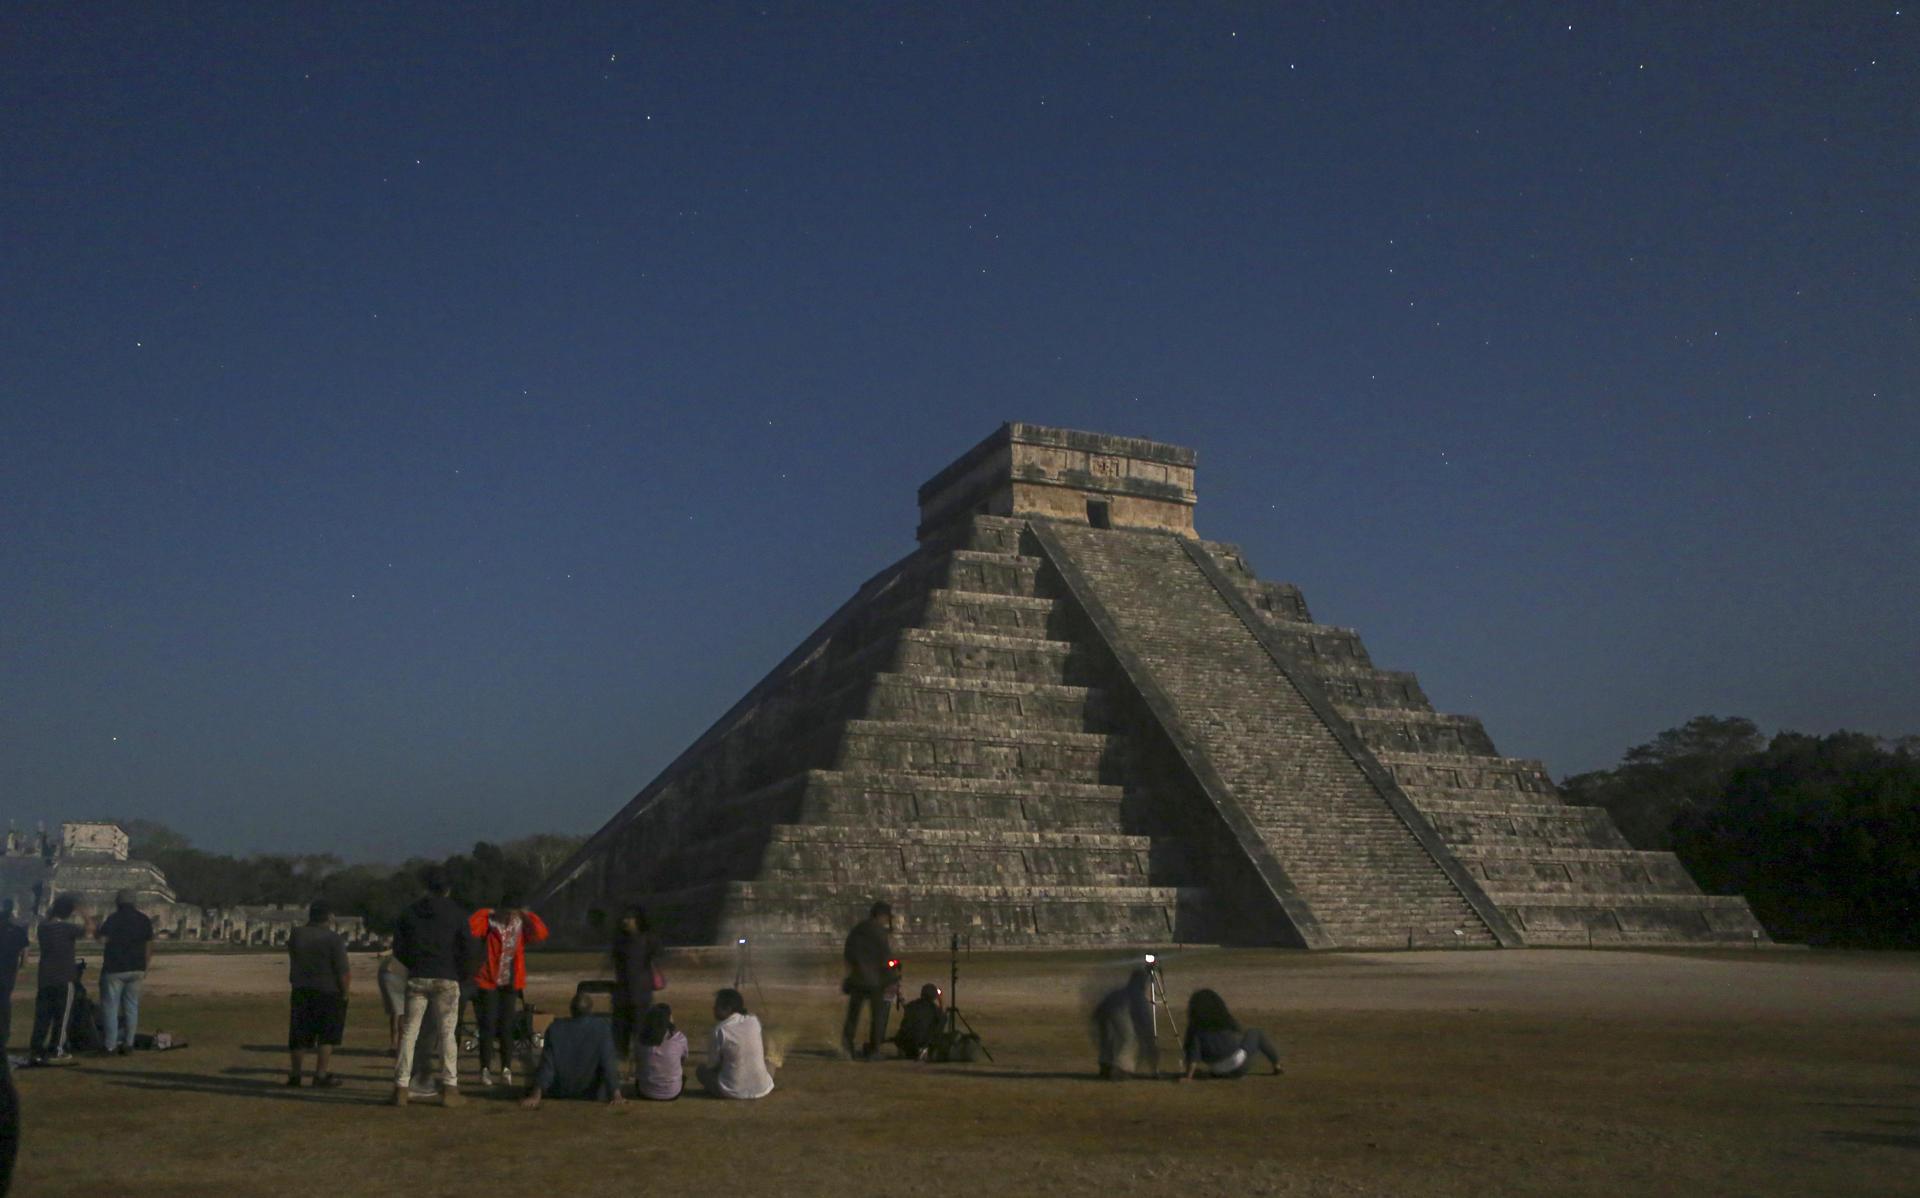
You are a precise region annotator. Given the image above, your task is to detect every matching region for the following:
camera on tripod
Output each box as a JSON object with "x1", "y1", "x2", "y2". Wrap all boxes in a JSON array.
[{"x1": 929, "y1": 933, "x2": 992, "y2": 1064}]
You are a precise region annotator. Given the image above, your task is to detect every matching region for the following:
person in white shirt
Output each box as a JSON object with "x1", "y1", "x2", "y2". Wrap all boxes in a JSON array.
[{"x1": 695, "y1": 988, "x2": 774, "y2": 1099}]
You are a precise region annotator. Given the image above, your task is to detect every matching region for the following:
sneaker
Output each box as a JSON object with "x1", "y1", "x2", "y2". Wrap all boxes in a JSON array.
[
  {"x1": 115, "y1": 1045, "x2": 133, "y2": 1057},
  {"x1": 478, "y1": 1068, "x2": 495, "y2": 1087},
  {"x1": 389, "y1": 1086, "x2": 409, "y2": 1107},
  {"x1": 314, "y1": 1073, "x2": 344, "y2": 1088},
  {"x1": 285, "y1": 1074, "x2": 302, "y2": 1088},
  {"x1": 407, "y1": 1082, "x2": 438, "y2": 1099},
  {"x1": 500, "y1": 1067, "x2": 512, "y2": 1086},
  {"x1": 440, "y1": 1084, "x2": 463, "y2": 1108}
]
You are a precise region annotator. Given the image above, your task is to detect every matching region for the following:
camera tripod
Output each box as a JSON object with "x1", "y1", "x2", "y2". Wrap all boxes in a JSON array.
[
  {"x1": 941, "y1": 933, "x2": 993, "y2": 1062},
  {"x1": 1144, "y1": 954, "x2": 1179, "y2": 1042},
  {"x1": 733, "y1": 936, "x2": 767, "y2": 1012}
]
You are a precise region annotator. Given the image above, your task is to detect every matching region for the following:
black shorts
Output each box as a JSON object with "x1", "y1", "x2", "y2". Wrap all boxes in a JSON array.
[{"x1": 289, "y1": 988, "x2": 348, "y2": 1049}]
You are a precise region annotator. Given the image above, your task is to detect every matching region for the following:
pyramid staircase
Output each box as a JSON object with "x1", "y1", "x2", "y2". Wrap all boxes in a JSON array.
[
  {"x1": 1194, "y1": 541, "x2": 1769, "y2": 946},
  {"x1": 535, "y1": 424, "x2": 1767, "y2": 949},
  {"x1": 537, "y1": 517, "x2": 1203, "y2": 949}
]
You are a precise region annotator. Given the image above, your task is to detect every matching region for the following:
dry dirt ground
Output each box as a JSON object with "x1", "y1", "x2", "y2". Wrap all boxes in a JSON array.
[{"x1": 8, "y1": 946, "x2": 1918, "y2": 1197}]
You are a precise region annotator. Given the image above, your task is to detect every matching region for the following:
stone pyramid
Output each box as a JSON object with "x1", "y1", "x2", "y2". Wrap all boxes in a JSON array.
[{"x1": 533, "y1": 424, "x2": 1767, "y2": 950}]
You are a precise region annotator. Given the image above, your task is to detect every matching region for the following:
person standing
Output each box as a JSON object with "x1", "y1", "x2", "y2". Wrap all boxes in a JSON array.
[
  {"x1": 695, "y1": 988, "x2": 774, "y2": 1099},
  {"x1": 96, "y1": 891, "x2": 154, "y2": 1056},
  {"x1": 376, "y1": 950, "x2": 408, "y2": 1055},
  {"x1": 609, "y1": 906, "x2": 661, "y2": 1066},
  {"x1": 286, "y1": 901, "x2": 351, "y2": 1088},
  {"x1": 1091, "y1": 966, "x2": 1159, "y2": 1080},
  {"x1": 0, "y1": 1050, "x2": 16, "y2": 1196},
  {"x1": 28, "y1": 895, "x2": 90, "y2": 1065},
  {"x1": 840, "y1": 900, "x2": 895, "y2": 1060},
  {"x1": 467, "y1": 890, "x2": 548, "y2": 1087},
  {"x1": 389, "y1": 866, "x2": 475, "y2": 1107},
  {"x1": 0, "y1": 901, "x2": 29, "y2": 1054}
]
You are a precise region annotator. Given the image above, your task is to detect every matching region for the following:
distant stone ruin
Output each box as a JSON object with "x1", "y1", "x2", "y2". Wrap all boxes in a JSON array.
[
  {"x1": 1, "y1": 821, "x2": 376, "y2": 946},
  {"x1": 533, "y1": 424, "x2": 1768, "y2": 950}
]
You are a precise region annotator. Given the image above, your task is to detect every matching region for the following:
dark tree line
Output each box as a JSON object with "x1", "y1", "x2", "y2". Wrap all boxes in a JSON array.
[
  {"x1": 120, "y1": 821, "x2": 584, "y2": 934},
  {"x1": 1562, "y1": 717, "x2": 1920, "y2": 947}
]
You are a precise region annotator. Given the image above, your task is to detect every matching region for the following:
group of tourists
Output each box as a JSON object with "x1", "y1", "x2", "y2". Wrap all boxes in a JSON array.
[
  {"x1": 848, "y1": 903, "x2": 1282, "y2": 1080},
  {"x1": 2, "y1": 878, "x2": 1280, "y2": 1115},
  {"x1": 0, "y1": 892, "x2": 154, "y2": 1067},
  {"x1": 350, "y1": 866, "x2": 773, "y2": 1107}
]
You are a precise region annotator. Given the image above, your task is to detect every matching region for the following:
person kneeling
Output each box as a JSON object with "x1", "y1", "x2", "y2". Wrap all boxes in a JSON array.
[
  {"x1": 520, "y1": 993, "x2": 624, "y2": 1108},
  {"x1": 1177, "y1": 989, "x2": 1283, "y2": 1081},
  {"x1": 892, "y1": 984, "x2": 943, "y2": 1060},
  {"x1": 694, "y1": 988, "x2": 774, "y2": 1099}
]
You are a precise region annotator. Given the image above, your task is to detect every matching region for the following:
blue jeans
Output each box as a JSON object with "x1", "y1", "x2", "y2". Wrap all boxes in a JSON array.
[{"x1": 100, "y1": 971, "x2": 145, "y2": 1050}]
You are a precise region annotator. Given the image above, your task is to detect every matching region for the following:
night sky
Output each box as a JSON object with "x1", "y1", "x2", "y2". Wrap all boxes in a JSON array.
[{"x1": 4, "y1": 4, "x2": 1914, "y2": 860}]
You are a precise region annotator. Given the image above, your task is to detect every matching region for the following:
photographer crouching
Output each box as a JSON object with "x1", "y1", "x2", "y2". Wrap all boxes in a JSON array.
[{"x1": 840, "y1": 901, "x2": 896, "y2": 1060}]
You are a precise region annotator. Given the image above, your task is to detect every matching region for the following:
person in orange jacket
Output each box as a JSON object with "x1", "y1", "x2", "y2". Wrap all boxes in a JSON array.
[{"x1": 468, "y1": 891, "x2": 548, "y2": 1087}]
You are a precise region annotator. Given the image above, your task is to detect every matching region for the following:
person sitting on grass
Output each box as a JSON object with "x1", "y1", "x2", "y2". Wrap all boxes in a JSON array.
[
  {"x1": 893, "y1": 983, "x2": 944, "y2": 1060},
  {"x1": 634, "y1": 1003, "x2": 688, "y2": 1101},
  {"x1": 1177, "y1": 989, "x2": 1282, "y2": 1081},
  {"x1": 695, "y1": 988, "x2": 774, "y2": 1099},
  {"x1": 520, "y1": 992, "x2": 624, "y2": 1108}
]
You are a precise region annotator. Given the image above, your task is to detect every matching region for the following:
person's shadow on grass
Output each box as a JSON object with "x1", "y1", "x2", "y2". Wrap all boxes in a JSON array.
[
  {"x1": 239, "y1": 1043, "x2": 389, "y2": 1058},
  {"x1": 925, "y1": 1068, "x2": 1114, "y2": 1082},
  {"x1": 96, "y1": 1068, "x2": 385, "y2": 1106}
]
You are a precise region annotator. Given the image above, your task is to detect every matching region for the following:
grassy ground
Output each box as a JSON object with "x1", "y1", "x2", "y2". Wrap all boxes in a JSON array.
[{"x1": 8, "y1": 946, "x2": 1918, "y2": 1197}]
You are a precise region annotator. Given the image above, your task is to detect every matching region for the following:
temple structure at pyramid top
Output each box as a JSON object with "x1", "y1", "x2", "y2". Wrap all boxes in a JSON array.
[
  {"x1": 917, "y1": 423, "x2": 1198, "y2": 541},
  {"x1": 534, "y1": 423, "x2": 1767, "y2": 950}
]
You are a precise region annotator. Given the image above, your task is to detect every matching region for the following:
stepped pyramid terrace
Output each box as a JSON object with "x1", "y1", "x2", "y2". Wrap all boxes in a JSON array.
[{"x1": 532, "y1": 424, "x2": 1767, "y2": 950}]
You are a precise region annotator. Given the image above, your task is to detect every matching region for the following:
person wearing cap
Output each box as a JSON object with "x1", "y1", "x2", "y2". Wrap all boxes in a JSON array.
[
  {"x1": 892, "y1": 983, "x2": 945, "y2": 1060},
  {"x1": 96, "y1": 890, "x2": 154, "y2": 1056},
  {"x1": 286, "y1": 900, "x2": 351, "y2": 1088}
]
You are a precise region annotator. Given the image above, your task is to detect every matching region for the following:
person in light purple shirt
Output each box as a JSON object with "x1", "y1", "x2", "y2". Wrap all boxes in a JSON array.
[{"x1": 634, "y1": 1003, "x2": 687, "y2": 1101}]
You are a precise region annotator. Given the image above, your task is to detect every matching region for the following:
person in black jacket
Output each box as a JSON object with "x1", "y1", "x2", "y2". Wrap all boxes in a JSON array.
[
  {"x1": 892, "y1": 983, "x2": 944, "y2": 1060},
  {"x1": 0, "y1": 901, "x2": 28, "y2": 1054},
  {"x1": 0, "y1": 1050, "x2": 17, "y2": 1196},
  {"x1": 609, "y1": 905, "x2": 661, "y2": 1067},
  {"x1": 1091, "y1": 967, "x2": 1158, "y2": 1080},
  {"x1": 841, "y1": 901, "x2": 895, "y2": 1060},
  {"x1": 29, "y1": 895, "x2": 90, "y2": 1065},
  {"x1": 388, "y1": 866, "x2": 475, "y2": 1107}
]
